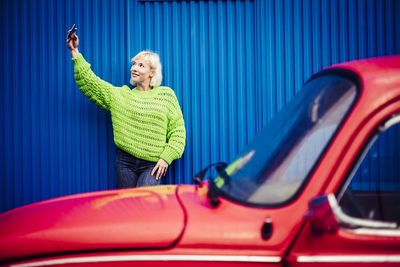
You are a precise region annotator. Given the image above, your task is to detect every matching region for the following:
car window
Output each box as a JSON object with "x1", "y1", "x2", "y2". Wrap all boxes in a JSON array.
[
  {"x1": 215, "y1": 73, "x2": 358, "y2": 207},
  {"x1": 338, "y1": 117, "x2": 400, "y2": 224}
]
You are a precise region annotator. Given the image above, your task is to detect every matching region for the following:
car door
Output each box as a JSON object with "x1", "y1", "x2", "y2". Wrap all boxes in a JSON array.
[{"x1": 285, "y1": 104, "x2": 400, "y2": 267}]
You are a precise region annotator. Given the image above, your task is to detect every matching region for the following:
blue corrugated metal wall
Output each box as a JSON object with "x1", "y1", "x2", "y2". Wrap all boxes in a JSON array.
[{"x1": 1, "y1": 0, "x2": 399, "y2": 213}]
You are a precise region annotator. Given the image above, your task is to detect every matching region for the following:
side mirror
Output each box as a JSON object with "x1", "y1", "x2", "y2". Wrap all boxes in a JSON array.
[
  {"x1": 305, "y1": 195, "x2": 339, "y2": 235},
  {"x1": 306, "y1": 194, "x2": 397, "y2": 235}
]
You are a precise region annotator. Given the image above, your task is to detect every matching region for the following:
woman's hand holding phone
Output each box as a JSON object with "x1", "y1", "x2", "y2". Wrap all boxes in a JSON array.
[{"x1": 66, "y1": 24, "x2": 79, "y2": 58}]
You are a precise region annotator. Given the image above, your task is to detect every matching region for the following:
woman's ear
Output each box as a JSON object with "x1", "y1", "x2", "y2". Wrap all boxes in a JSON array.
[{"x1": 149, "y1": 69, "x2": 155, "y2": 78}]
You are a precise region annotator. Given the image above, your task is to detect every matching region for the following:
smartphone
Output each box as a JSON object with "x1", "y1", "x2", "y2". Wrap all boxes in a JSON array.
[{"x1": 67, "y1": 24, "x2": 77, "y2": 39}]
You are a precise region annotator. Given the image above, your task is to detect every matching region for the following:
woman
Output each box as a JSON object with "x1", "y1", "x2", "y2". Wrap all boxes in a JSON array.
[{"x1": 66, "y1": 27, "x2": 186, "y2": 188}]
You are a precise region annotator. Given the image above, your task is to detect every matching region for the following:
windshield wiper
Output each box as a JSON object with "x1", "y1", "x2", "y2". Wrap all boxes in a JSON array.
[
  {"x1": 194, "y1": 162, "x2": 228, "y2": 184},
  {"x1": 194, "y1": 162, "x2": 228, "y2": 208}
]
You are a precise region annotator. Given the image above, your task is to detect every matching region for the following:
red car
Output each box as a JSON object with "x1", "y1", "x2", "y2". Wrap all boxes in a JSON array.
[{"x1": 1, "y1": 56, "x2": 400, "y2": 266}]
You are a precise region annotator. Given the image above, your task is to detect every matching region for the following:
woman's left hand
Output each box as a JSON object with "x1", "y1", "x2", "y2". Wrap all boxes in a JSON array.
[{"x1": 151, "y1": 158, "x2": 169, "y2": 180}]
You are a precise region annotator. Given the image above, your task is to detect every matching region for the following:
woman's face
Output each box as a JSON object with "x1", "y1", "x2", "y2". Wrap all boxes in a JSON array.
[{"x1": 131, "y1": 58, "x2": 154, "y2": 85}]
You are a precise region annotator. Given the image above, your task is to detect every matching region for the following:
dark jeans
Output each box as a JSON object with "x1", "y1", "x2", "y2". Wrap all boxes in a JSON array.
[{"x1": 115, "y1": 148, "x2": 160, "y2": 188}]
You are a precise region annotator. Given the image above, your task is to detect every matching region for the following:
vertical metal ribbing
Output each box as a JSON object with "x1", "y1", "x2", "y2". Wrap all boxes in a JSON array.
[
  {"x1": 1, "y1": 0, "x2": 400, "y2": 213},
  {"x1": 3, "y1": 0, "x2": 13, "y2": 211}
]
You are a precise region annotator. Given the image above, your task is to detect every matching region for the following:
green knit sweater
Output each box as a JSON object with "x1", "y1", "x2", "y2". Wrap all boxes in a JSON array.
[{"x1": 72, "y1": 53, "x2": 186, "y2": 164}]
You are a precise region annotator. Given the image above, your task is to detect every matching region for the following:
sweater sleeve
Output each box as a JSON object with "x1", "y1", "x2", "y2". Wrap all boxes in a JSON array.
[
  {"x1": 160, "y1": 92, "x2": 186, "y2": 165},
  {"x1": 72, "y1": 53, "x2": 113, "y2": 111}
]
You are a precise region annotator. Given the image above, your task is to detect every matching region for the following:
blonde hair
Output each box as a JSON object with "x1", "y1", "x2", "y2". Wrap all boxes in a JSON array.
[{"x1": 130, "y1": 50, "x2": 162, "y2": 87}]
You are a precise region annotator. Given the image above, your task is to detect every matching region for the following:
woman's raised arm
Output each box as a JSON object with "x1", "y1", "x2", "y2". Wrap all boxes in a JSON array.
[{"x1": 66, "y1": 25, "x2": 114, "y2": 111}]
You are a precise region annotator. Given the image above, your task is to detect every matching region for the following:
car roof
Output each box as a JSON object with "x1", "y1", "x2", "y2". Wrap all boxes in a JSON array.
[
  {"x1": 329, "y1": 55, "x2": 400, "y2": 76},
  {"x1": 326, "y1": 56, "x2": 400, "y2": 110}
]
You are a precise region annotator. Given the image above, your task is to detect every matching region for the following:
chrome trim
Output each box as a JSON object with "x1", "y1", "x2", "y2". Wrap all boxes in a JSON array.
[
  {"x1": 12, "y1": 255, "x2": 281, "y2": 267},
  {"x1": 380, "y1": 113, "x2": 400, "y2": 132},
  {"x1": 298, "y1": 255, "x2": 400, "y2": 263},
  {"x1": 353, "y1": 228, "x2": 400, "y2": 236},
  {"x1": 327, "y1": 194, "x2": 397, "y2": 229}
]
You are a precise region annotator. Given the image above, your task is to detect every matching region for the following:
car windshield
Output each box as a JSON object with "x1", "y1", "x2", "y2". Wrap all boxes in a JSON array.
[{"x1": 214, "y1": 73, "x2": 358, "y2": 206}]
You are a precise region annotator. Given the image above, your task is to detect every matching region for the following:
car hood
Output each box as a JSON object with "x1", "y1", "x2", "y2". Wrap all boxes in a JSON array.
[{"x1": 0, "y1": 185, "x2": 184, "y2": 262}]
